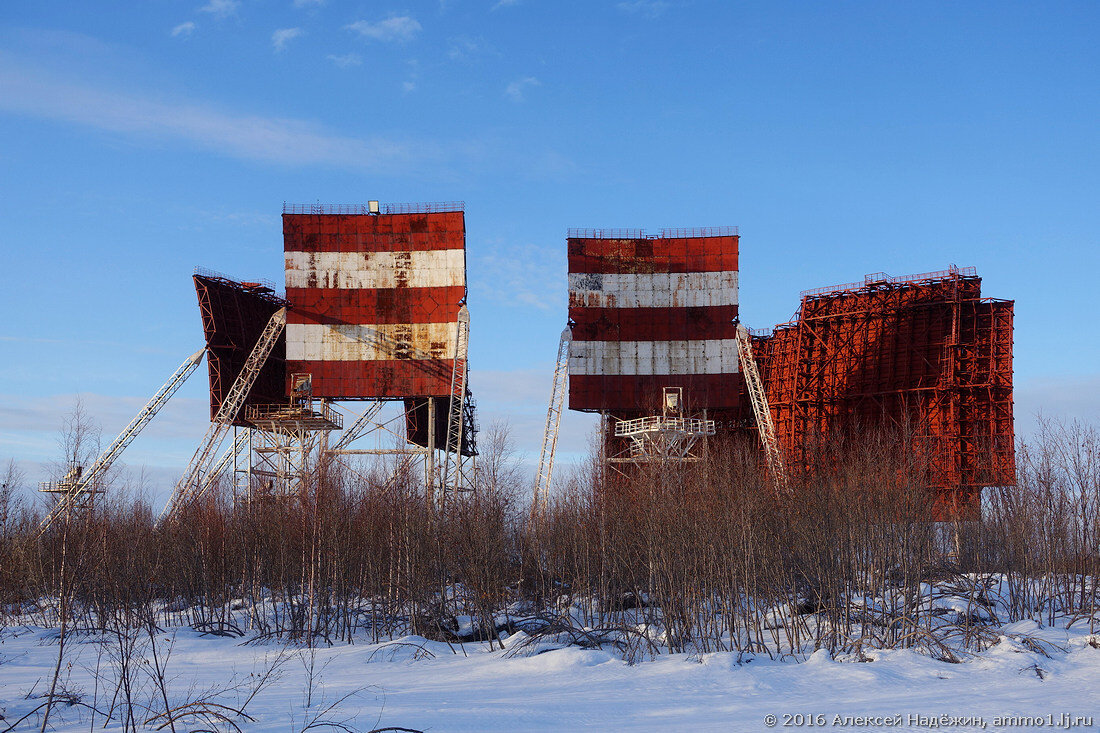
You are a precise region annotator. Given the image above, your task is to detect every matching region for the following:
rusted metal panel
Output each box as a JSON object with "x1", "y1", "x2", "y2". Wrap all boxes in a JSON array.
[
  {"x1": 283, "y1": 208, "x2": 466, "y2": 399},
  {"x1": 193, "y1": 273, "x2": 288, "y2": 426},
  {"x1": 285, "y1": 250, "x2": 465, "y2": 289},
  {"x1": 566, "y1": 229, "x2": 742, "y2": 412},
  {"x1": 569, "y1": 374, "x2": 741, "y2": 415}
]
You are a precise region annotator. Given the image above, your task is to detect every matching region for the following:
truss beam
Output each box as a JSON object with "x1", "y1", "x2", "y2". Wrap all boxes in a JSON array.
[
  {"x1": 440, "y1": 304, "x2": 473, "y2": 500},
  {"x1": 532, "y1": 326, "x2": 571, "y2": 517},
  {"x1": 161, "y1": 308, "x2": 287, "y2": 521},
  {"x1": 736, "y1": 325, "x2": 788, "y2": 492},
  {"x1": 39, "y1": 347, "x2": 206, "y2": 534}
]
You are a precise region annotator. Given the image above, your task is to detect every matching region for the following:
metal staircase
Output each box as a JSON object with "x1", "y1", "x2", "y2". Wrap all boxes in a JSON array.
[{"x1": 735, "y1": 324, "x2": 788, "y2": 492}]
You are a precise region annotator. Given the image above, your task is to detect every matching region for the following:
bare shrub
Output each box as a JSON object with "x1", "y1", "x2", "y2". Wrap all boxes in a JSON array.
[{"x1": 1, "y1": 416, "x2": 1097, "y2": 668}]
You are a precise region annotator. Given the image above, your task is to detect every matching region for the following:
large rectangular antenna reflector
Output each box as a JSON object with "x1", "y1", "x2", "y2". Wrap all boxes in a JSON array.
[{"x1": 283, "y1": 206, "x2": 466, "y2": 399}]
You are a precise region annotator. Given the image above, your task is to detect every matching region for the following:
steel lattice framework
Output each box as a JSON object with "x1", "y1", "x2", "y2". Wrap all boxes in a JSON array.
[
  {"x1": 39, "y1": 348, "x2": 205, "y2": 534},
  {"x1": 193, "y1": 271, "x2": 289, "y2": 424},
  {"x1": 439, "y1": 305, "x2": 474, "y2": 499},
  {"x1": 532, "y1": 327, "x2": 571, "y2": 518},
  {"x1": 735, "y1": 325, "x2": 788, "y2": 493},
  {"x1": 752, "y1": 267, "x2": 1014, "y2": 520},
  {"x1": 162, "y1": 308, "x2": 288, "y2": 520}
]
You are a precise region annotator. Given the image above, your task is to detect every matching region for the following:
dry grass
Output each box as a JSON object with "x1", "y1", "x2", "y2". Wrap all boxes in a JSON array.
[{"x1": 2, "y1": 419, "x2": 1098, "y2": 661}]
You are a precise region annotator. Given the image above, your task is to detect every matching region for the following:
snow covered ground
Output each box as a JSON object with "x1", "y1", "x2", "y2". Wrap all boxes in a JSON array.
[{"x1": 2, "y1": 619, "x2": 1099, "y2": 732}]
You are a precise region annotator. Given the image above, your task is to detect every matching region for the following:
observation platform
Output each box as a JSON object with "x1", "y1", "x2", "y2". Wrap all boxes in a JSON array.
[
  {"x1": 244, "y1": 402, "x2": 343, "y2": 433},
  {"x1": 612, "y1": 414, "x2": 716, "y2": 463}
]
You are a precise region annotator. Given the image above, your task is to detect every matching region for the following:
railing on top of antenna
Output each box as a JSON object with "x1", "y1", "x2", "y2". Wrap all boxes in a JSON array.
[
  {"x1": 659, "y1": 226, "x2": 739, "y2": 238},
  {"x1": 568, "y1": 228, "x2": 647, "y2": 239},
  {"x1": 282, "y1": 202, "x2": 465, "y2": 215},
  {"x1": 244, "y1": 401, "x2": 343, "y2": 429},
  {"x1": 880, "y1": 266, "x2": 977, "y2": 286},
  {"x1": 614, "y1": 415, "x2": 717, "y2": 437},
  {"x1": 799, "y1": 266, "x2": 978, "y2": 299},
  {"x1": 567, "y1": 226, "x2": 739, "y2": 239},
  {"x1": 193, "y1": 266, "x2": 278, "y2": 293}
]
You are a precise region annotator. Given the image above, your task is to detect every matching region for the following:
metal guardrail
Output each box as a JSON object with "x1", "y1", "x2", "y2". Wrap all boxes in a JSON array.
[
  {"x1": 658, "y1": 226, "x2": 739, "y2": 238},
  {"x1": 800, "y1": 266, "x2": 978, "y2": 299},
  {"x1": 614, "y1": 415, "x2": 716, "y2": 437},
  {"x1": 244, "y1": 401, "x2": 343, "y2": 429},
  {"x1": 282, "y1": 202, "x2": 465, "y2": 215},
  {"x1": 568, "y1": 228, "x2": 646, "y2": 239},
  {"x1": 567, "y1": 226, "x2": 738, "y2": 239},
  {"x1": 193, "y1": 266, "x2": 278, "y2": 293}
]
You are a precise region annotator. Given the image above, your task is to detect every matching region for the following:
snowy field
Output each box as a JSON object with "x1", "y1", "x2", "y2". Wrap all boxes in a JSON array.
[{"x1": 2, "y1": 619, "x2": 1099, "y2": 732}]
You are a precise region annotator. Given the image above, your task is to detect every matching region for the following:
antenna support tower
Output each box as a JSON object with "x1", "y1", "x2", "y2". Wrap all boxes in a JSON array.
[
  {"x1": 609, "y1": 387, "x2": 715, "y2": 465},
  {"x1": 532, "y1": 326, "x2": 571, "y2": 518},
  {"x1": 735, "y1": 324, "x2": 789, "y2": 493},
  {"x1": 242, "y1": 373, "x2": 342, "y2": 503},
  {"x1": 39, "y1": 347, "x2": 206, "y2": 534}
]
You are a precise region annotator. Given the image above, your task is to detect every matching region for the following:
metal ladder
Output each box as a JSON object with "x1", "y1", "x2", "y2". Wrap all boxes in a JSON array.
[
  {"x1": 735, "y1": 324, "x2": 789, "y2": 493},
  {"x1": 532, "y1": 326, "x2": 571, "y2": 518},
  {"x1": 440, "y1": 305, "x2": 472, "y2": 499}
]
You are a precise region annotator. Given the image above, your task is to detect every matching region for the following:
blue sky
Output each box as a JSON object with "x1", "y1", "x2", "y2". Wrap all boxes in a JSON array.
[{"x1": 1, "y1": 1, "x2": 1098, "y2": 502}]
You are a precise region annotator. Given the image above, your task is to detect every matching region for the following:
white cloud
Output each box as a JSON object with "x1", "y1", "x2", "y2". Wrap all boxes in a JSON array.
[
  {"x1": 0, "y1": 390, "x2": 210, "y2": 462},
  {"x1": 492, "y1": 0, "x2": 520, "y2": 9},
  {"x1": 199, "y1": 0, "x2": 240, "y2": 19},
  {"x1": 467, "y1": 368, "x2": 598, "y2": 470},
  {"x1": 403, "y1": 81, "x2": 416, "y2": 93},
  {"x1": 0, "y1": 390, "x2": 215, "y2": 505},
  {"x1": 293, "y1": 0, "x2": 324, "y2": 6},
  {"x1": 0, "y1": 61, "x2": 419, "y2": 173},
  {"x1": 617, "y1": 1, "x2": 669, "y2": 18},
  {"x1": 171, "y1": 21, "x2": 196, "y2": 38},
  {"x1": 345, "y1": 16, "x2": 422, "y2": 43},
  {"x1": 1015, "y1": 375, "x2": 1100, "y2": 439},
  {"x1": 272, "y1": 27, "x2": 302, "y2": 52},
  {"x1": 448, "y1": 36, "x2": 485, "y2": 62},
  {"x1": 471, "y1": 240, "x2": 565, "y2": 312},
  {"x1": 505, "y1": 76, "x2": 539, "y2": 102},
  {"x1": 326, "y1": 53, "x2": 362, "y2": 68}
]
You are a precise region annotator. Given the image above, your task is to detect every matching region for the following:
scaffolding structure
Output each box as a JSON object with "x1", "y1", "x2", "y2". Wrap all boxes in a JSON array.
[
  {"x1": 752, "y1": 267, "x2": 1014, "y2": 519},
  {"x1": 605, "y1": 387, "x2": 715, "y2": 470},
  {"x1": 440, "y1": 305, "x2": 474, "y2": 499},
  {"x1": 241, "y1": 373, "x2": 343, "y2": 502}
]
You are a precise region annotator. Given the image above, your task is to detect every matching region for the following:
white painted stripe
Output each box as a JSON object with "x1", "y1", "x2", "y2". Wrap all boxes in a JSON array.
[
  {"x1": 568, "y1": 271, "x2": 738, "y2": 309},
  {"x1": 287, "y1": 322, "x2": 457, "y2": 361},
  {"x1": 568, "y1": 339, "x2": 739, "y2": 376},
  {"x1": 286, "y1": 250, "x2": 466, "y2": 290}
]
